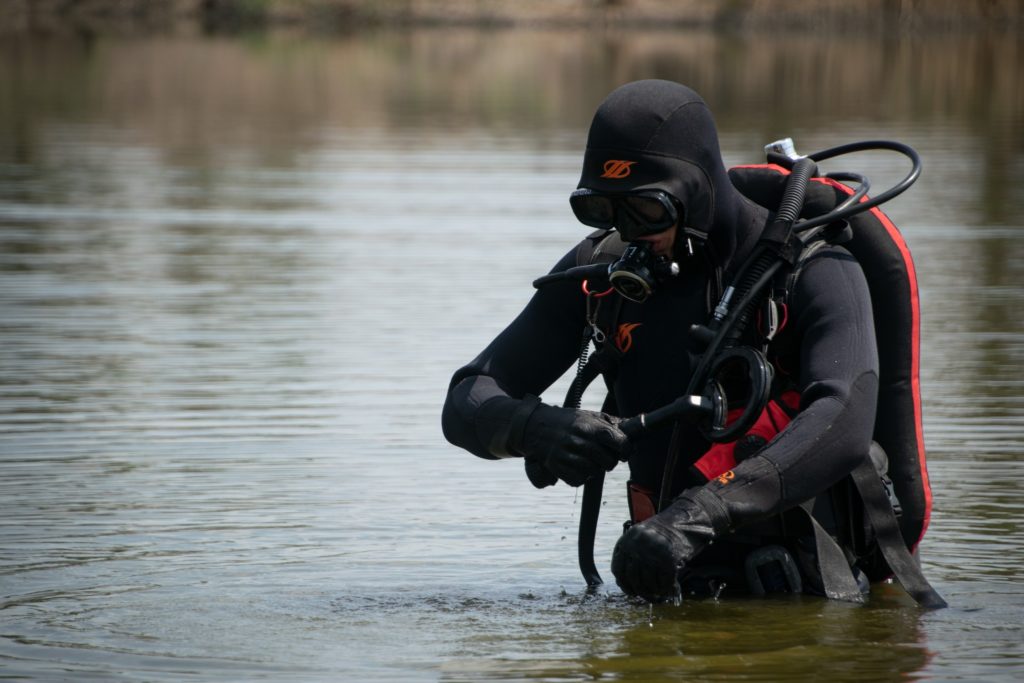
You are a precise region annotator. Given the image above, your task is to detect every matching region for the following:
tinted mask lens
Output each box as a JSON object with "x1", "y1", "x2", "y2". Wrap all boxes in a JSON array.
[
  {"x1": 623, "y1": 194, "x2": 675, "y2": 223},
  {"x1": 616, "y1": 193, "x2": 680, "y2": 241},
  {"x1": 569, "y1": 192, "x2": 616, "y2": 229}
]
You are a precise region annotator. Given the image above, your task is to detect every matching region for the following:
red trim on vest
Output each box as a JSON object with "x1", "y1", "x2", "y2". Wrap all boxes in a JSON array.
[
  {"x1": 693, "y1": 438, "x2": 739, "y2": 481},
  {"x1": 627, "y1": 481, "x2": 658, "y2": 524},
  {"x1": 694, "y1": 392, "x2": 801, "y2": 480}
]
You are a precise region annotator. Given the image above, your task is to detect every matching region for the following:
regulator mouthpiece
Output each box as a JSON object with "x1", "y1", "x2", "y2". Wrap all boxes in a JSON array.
[{"x1": 608, "y1": 241, "x2": 680, "y2": 303}]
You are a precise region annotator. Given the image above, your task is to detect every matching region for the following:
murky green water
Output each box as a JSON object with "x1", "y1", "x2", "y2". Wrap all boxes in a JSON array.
[{"x1": 1, "y1": 28, "x2": 1022, "y2": 682}]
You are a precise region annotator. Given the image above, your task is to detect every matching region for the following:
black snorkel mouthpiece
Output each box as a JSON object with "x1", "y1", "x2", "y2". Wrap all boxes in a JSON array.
[{"x1": 608, "y1": 241, "x2": 680, "y2": 303}]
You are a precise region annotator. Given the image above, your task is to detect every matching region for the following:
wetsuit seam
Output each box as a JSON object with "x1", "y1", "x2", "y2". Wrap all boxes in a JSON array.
[
  {"x1": 644, "y1": 101, "x2": 707, "y2": 153},
  {"x1": 759, "y1": 456, "x2": 786, "y2": 516},
  {"x1": 767, "y1": 394, "x2": 848, "y2": 505}
]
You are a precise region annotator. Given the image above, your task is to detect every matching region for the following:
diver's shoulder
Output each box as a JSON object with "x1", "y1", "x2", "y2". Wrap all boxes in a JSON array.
[{"x1": 574, "y1": 228, "x2": 627, "y2": 267}]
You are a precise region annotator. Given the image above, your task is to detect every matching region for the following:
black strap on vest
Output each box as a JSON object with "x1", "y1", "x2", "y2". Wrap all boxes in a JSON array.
[
  {"x1": 789, "y1": 453, "x2": 947, "y2": 608},
  {"x1": 849, "y1": 458, "x2": 948, "y2": 608},
  {"x1": 791, "y1": 506, "x2": 866, "y2": 603},
  {"x1": 578, "y1": 470, "x2": 605, "y2": 588}
]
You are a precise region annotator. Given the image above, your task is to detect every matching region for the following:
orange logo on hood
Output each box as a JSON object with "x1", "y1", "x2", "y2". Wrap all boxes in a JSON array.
[
  {"x1": 615, "y1": 323, "x2": 642, "y2": 353},
  {"x1": 601, "y1": 159, "x2": 636, "y2": 179}
]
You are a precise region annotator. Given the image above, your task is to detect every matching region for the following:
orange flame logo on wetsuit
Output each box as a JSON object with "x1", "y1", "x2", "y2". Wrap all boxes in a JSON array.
[
  {"x1": 615, "y1": 323, "x2": 642, "y2": 353},
  {"x1": 601, "y1": 159, "x2": 637, "y2": 179}
]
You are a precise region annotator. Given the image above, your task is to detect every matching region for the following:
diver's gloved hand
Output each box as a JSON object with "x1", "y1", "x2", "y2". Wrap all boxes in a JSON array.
[
  {"x1": 611, "y1": 487, "x2": 732, "y2": 601},
  {"x1": 517, "y1": 403, "x2": 629, "y2": 487},
  {"x1": 524, "y1": 457, "x2": 558, "y2": 489}
]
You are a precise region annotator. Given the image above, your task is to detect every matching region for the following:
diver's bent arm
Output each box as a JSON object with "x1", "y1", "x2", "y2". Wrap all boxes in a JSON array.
[
  {"x1": 700, "y1": 249, "x2": 879, "y2": 526},
  {"x1": 442, "y1": 250, "x2": 587, "y2": 460}
]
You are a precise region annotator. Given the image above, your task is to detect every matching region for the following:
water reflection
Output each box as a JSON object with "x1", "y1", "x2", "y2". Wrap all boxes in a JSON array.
[
  {"x1": 426, "y1": 589, "x2": 934, "y2": 683},
  {"x1": 0, "y1": 26, "x2": 1022, "y2": 683},
  {"x1": 1, "y1": 30, "x2": 1021, "y2": 213}
]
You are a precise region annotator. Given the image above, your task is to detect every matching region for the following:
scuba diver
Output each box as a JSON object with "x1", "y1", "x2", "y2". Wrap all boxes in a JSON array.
[{"x1": 441, "y1": 79, "x2": 944, "y2": 607}]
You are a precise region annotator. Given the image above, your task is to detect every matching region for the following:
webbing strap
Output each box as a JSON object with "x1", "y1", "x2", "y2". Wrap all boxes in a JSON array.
[
  {"x1": 793, "y1": 506, "x2": 866, "y2": 603},
  {"x1": 579, "y1": 470, "x2": 605, "y2": 588},
  {"x1": 849, "y1": 458, "x2": 948, "y2": 609}
]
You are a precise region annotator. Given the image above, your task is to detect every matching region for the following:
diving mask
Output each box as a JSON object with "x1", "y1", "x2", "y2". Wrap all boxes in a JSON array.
[{"x1": 569, "y1": 189, "x2": 682, "y2": 242}]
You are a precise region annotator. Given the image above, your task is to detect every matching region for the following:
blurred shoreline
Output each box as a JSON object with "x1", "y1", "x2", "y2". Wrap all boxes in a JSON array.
[{"x1": 3, "y1": 0, "x2": 1022, "y2": 35}]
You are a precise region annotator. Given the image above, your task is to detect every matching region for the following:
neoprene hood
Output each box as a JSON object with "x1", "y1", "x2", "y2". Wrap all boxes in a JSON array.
[{"x1": 577, "y1": 80, "x2": 736, "y2": 245}]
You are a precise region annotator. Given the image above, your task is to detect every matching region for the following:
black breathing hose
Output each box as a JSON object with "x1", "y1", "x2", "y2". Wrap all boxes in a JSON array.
[
  {"x1": 775, "y1": 156, "x2": 817, "y2": 224},
  {"x1": 798, "y1": 140, "x2": 921, "y2": 232},
  {"x1": 578, "y1": 472, "x2": 605, "y2": 588}
]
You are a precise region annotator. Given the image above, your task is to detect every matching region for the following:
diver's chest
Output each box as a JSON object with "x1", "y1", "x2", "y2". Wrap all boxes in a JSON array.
[{"x1": 601, "y1": 282, "x2": 708, "y2": 407}]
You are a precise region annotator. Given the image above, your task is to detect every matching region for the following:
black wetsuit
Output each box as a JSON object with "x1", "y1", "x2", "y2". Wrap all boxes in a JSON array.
[{"x1": 441, "y1": 80, "x2": 880, "y2": 567}]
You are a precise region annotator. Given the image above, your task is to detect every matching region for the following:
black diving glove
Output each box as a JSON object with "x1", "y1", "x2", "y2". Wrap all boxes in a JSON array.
[
  {"x1": 611, "y1": 456, "x2": 783, "y2": 600},
  {"x1": 524, "y1": 457, "x2": 559, "y2": 489},
  {"x1": 611, "y1": 487, "x2": 732, "y2": 601},
  {"x1": 471, "y1": 393, "x2": 628, "y2": 488},
  {"x1": 517, "y1": 403, "x2": 629, "y2": 487}
]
